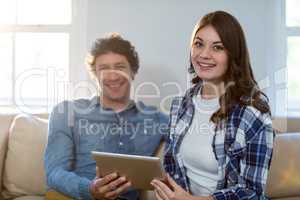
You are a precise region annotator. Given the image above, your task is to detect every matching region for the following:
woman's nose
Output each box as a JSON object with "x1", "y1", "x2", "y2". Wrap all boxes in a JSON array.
[{"x1": 199, "y1": 46, "x2": 211, "y2": 59}]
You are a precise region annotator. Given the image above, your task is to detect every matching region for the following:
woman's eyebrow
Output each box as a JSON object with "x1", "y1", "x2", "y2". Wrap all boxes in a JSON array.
[
  {"x1": 212, "y1": 41, "x2": 223, "y2": 45},
  {"x1": 194, "y1": 36, "x2": 203, "y2": 41},
  {"x1": 195, "y1": 36, "x2": 222, "y2": 44}
]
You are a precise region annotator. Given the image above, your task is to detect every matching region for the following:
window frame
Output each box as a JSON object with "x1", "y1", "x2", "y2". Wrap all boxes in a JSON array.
[
  {"x1": 285, "y1": 0, "x2": 300, "y2": 116},
  {"x1": 269, "y1": 0, "x2": 300, "y2": 117},
  {"x1": 0, "y1": 0, "x2": 87, "y2": 113}
]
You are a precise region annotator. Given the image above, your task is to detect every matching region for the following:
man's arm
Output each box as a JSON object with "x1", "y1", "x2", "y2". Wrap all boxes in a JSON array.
[{"x1": 44, "y1": 101, "x2": 93, "y2": 200}]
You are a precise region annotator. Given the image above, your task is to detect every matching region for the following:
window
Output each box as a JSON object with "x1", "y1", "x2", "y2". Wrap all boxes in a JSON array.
[
  {"x1": 286, "y1": 0, "x2": 300, "y2": 115},
  {"x1": 0, "y1": 0, "x2": 86, "y2": 113}
]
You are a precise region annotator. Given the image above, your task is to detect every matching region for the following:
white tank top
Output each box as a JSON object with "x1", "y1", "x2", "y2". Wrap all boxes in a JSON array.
[{"x1": 179, "y1": 94, "x2": 219, "y2": 196}]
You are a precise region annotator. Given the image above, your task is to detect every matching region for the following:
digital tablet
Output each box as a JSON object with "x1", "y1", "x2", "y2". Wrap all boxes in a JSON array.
[{"x1": 91, "y1": 151, "x2": 165, "y2": 190}]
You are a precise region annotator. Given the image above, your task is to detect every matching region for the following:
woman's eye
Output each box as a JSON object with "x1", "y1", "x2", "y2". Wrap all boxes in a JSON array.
[
  {"x1": 194, "y1": 41, "x2": 203, "y2": 48},
  {"x1": 213, "y1": 45, "x2": 225, "y2": 51}
]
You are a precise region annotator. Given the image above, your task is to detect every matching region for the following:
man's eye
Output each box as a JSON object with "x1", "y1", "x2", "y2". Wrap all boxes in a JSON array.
[
  {"x1": 115, "y1": 66, "x2": 128, "y2": 71},
  {"x1": 96, "y1": 66, "x2": 108, "y2": 71},
  {"x1": 117, "y1": 66, "x2": 125, "y2": 69}
]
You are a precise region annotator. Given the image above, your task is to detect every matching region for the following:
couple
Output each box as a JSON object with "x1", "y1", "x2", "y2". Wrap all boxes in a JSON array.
[{"x1": 45, "y1": 11, "x2": 274, "y2": 200}]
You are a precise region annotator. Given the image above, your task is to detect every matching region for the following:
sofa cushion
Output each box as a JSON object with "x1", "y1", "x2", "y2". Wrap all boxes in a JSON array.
[
  {"x1": 0, "y1": 114, "x2": 16, "y2": 194},
  {"x1": 272, "y1": 118, "x2": 300, "y2": 133},
  {"x1": 2, "y1": 114, "x2": 48, "y2": 198},
  {"x1": 272, "y1": 198, "x2": 300, "y2": 200},
  {"x1": 266, "y1": 133, "x2": 300, "y2": 198},
  {"x1": 13, "y1": 196, "x2": 45, "y2": 200}
]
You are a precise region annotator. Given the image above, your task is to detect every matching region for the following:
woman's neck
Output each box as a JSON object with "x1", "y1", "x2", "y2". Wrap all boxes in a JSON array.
[{"x1": 201, "y1": 81, "x2": 225, "y2": 100}]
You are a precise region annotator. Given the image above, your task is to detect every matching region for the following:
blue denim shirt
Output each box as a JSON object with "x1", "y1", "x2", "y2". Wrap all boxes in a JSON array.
[{"x1": 44, "y1": 96, "x2": 169, "y2": 200}]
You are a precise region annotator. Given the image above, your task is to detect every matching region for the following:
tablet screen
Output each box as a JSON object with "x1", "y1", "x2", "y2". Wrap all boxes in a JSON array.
[{"x1": 92, "y1": 151, "x2": 165, "y2": 190}]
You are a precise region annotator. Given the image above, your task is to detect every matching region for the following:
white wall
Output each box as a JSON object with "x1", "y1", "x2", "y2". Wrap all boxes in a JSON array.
[{"x1": 79, "y1": 0, "x2": 277, "y2": 112}]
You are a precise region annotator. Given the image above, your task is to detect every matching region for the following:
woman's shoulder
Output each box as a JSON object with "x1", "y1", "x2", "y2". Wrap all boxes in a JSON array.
[
  {"x1": 229, "y1": 103, "x2": 273, "y2": 142},
  {"x1": 231, "y1": 103, "x2": 272, "y2": 126},
  {"x1": 170, "y1": 96, "x2": 184, "y2": 106}
]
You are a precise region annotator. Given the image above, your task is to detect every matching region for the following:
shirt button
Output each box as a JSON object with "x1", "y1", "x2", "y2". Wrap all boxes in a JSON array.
[{"x1": 119, "y1": 142, "x2": 124, "y2": 146}]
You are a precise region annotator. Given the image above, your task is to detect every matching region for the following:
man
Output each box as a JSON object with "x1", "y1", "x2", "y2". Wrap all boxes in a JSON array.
[{"x1": 44, "y1": 33, "x2": 168, "y2": 200}]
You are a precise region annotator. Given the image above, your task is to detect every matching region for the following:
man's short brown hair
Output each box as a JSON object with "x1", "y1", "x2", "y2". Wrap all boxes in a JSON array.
[{"x1": 86, "y1": 33, "x2": 139, "y2": 78}]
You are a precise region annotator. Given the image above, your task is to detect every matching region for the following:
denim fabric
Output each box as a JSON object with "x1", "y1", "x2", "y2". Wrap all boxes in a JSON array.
[{"x1": 45, "y1": 96, "x2": 169, "y2": 200}]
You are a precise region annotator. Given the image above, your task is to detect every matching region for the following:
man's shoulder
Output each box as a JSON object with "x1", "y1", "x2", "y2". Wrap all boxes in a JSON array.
[
  {"x1": 135, "y1": 101, "x2": 157, "y2": 112},
  {"x1": 135, "y1": 101, "x2": 168, "y2": 123},
  {"x1": 51, "y1": 97, "x2": 96, "y2": 116}
]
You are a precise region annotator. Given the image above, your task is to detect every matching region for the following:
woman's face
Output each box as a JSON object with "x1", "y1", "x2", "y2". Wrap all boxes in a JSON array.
[{"x1": 191, "y1": 25, "x2": 228, "y2": 85}]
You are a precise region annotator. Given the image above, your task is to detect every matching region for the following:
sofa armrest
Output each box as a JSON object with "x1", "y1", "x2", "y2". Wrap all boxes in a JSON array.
[
  {"x1": 266, "y1": 133, "x2": 300, "y2": 198},
  {"x1": 45, "y1": 190, "x2": 73, "y2": 200},
  {"x1": 46, "y1": 189, "x2": 155, "y2": 200}
]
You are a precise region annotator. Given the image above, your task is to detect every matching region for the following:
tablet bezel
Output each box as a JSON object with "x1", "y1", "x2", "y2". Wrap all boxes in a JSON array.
[{"x1": 91, "y1": 151, "x2": 165, "y2": 190}]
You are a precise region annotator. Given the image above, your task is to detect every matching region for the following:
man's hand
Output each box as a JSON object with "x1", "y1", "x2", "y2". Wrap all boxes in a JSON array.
[
  {"x1": 151, "y1": 174, "x2": 212, "y2": 200},
  {"x1": 90, "y1": 167, "x2": 132, "y2": 200}
]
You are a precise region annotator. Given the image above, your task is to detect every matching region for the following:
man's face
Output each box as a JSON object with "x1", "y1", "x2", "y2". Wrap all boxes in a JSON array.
[{"x1": 95, "y1": 52, "x2": 134, "y2": 104}]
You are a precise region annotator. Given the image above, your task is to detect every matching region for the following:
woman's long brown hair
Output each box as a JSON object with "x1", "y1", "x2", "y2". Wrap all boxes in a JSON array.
[{"x1": 189, "y1": 11, "x2": 270, "y2": 123}]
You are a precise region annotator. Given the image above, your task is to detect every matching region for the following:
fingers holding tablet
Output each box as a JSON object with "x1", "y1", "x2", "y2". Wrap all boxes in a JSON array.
[
  {"x1": 92, "y1": 151, "x2": 164, "y2": 190},
  {"x1": 90, "y1": 172, "x2": 131, "y2": 199},
  {"x1": 105, "y1": 179, "x2": 132, "y2": 199}
]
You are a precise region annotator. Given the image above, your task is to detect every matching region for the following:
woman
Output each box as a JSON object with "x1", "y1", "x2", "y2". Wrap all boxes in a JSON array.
[{"x1": 151, "y1": 11, "x2": 274, "y2": 200}]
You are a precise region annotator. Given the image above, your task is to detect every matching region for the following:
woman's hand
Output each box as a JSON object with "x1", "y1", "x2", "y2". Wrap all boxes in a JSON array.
[
  {"x1": 151, "y1": 174, "x2": 195, "y2": 200},
  {"x1": 151, "y1": 175, "x2": 214, "y2": 200}
]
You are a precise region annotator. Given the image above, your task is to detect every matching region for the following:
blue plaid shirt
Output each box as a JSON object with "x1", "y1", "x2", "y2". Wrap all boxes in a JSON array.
[{"x1": 163, "y1": 84, "x2": 274, "y2": 200}]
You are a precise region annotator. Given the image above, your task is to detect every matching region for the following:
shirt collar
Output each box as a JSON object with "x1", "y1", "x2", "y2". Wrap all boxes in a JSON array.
[{"x1": 90, "y1": 95, "x2": 136, "y2": 113}]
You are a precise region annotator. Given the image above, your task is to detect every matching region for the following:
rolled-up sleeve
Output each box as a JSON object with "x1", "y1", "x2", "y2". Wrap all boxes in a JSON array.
[
  {"x1": 44, "y1": 101, "x2": 93, "y2": 200},
  {"x1": 212, "y1": 108, "x2": 274, "y2": 200}
]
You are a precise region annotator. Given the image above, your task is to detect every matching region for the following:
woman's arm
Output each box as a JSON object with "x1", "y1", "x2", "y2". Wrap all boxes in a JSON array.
[
  {"x1": 212, "y1": 107, "x2": 274, "y2": 200},
  {"x1": 151, "y1": 175, "x2": 214, "y2": 200}
]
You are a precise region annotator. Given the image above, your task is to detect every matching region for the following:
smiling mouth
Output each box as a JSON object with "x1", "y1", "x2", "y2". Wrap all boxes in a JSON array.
[
  {"x1": 197, "y1": 61, "x2": 216, "y2": 69},
  {"x1": 105, "y1": 83, "x2": 123, "y2": 89}
]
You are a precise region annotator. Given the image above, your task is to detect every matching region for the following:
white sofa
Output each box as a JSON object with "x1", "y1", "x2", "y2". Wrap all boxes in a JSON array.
[
  {"x1": 1, "y1": 113, "x2": 300, "y2": 200},
  {"x1": 0, "y1": 113, "x2": 47, "y2": 200}
]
